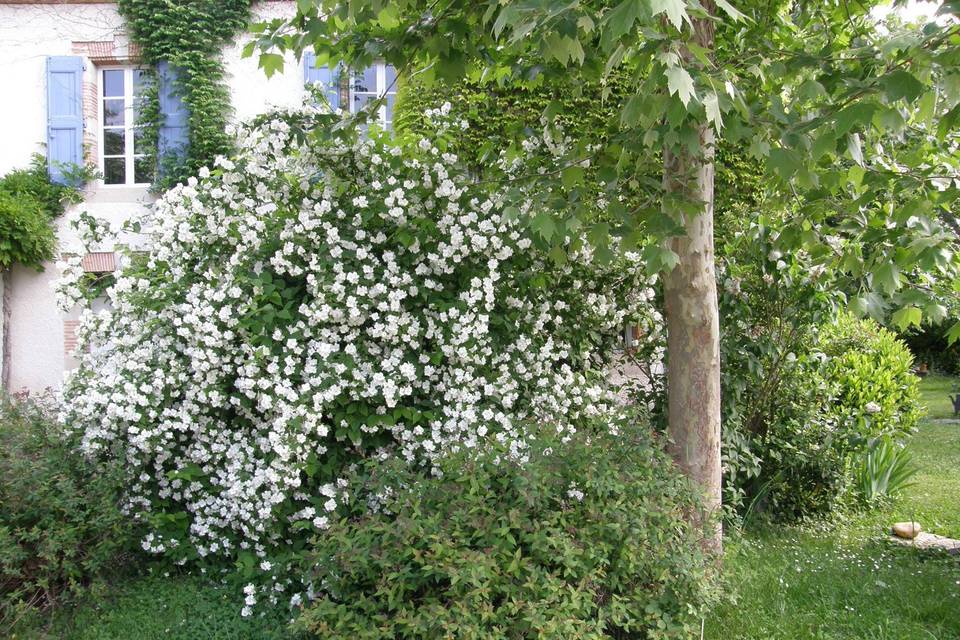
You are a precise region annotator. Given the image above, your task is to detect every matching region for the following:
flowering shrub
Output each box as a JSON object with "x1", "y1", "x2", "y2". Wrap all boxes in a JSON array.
[{"x1": 57, "y1": 105, "x2": 651, "y2": 590}]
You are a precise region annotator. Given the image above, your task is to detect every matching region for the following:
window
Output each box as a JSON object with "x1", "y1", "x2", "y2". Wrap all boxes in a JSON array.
[
  {"x1": 349, "y1": 62, "x2": 397, "y2": 128},
  {"x1": 99, "y1": 67, "x2": 150, "y2": 186}
]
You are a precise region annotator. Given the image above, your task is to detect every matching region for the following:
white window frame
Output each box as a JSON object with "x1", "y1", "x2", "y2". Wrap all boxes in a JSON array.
[
  {"x1": 349, "y1": 62, "x2": 397, "y2": 128},
  {"x1": 98, "y1": 66, "x2": 150, "y2": 187}
]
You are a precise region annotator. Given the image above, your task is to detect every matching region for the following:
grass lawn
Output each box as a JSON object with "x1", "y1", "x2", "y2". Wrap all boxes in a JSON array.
[
  {"x1": 707, "y1": 376, "x2": 960, "y2": 639},
  {"x1": 11, "y1": 572, "x2": 300, "y2": 640},
  {"x1": 918, "y1": 374, "x2": 959, "y2": 420}
]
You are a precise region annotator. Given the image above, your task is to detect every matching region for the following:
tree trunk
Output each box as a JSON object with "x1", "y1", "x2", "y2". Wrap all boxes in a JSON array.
[
  {"x1": 662, "y1": 4, "x2": 722, "y2": 555},
  {"x1": 1, "y1": 268, "x2": 11, "y2": 392}
]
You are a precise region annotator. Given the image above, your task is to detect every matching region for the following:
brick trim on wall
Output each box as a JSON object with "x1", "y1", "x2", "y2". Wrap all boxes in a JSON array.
[
  {"x1": 81, "y1": 251, "x2": 117, "y2": 273},
  {"x1": 63, "y1": 319, "x2": 79, "y2": 357}
]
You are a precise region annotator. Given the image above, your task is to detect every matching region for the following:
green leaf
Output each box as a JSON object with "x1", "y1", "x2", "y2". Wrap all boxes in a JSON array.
[
  {"x1": 258, "y1": 53, "x2": 285, "y2": 78},
  {"x1": 947, "y1": 320, "x2": 960, "y2": 346},
  {"x1": 531, "y1": 212, "x2": 556, "y2": 241},
  {"x1": 924, "y1": 303, "x2": 947, "y2": 324},
  {"x1": 561, "y1": 165, "x2": 585, "y2": 189},
  {"x1": 665, "y1": 65, "x2": 696, "y2": 107},
  {"x1": 880, "y1": 69, "x2": 925, "y2": 103},
  {"x1": 621, "y1": 94, "x2": 644, "y2": 128},
  {"x1": 704, "y1": 91, "x2": 723, "y2": 130},
  {"x1": 891, "y1": 306, "x2": 922, "y2": 331},
  {"x1": 847, "y1": 133, "x2": 864, "y2": 167},
  {"x1": 768, "y1": 148, "x2": 801, "y2": 179},
  {"x1": 834, "y1": 102, "x2": 877, "y2": 135},
  {"x1": 811, "y1": 128, "x2": 837, "y2": 159},
  {"x1": 602, "y1": 0, "x2": 644, "y2": 42},
  {"x1": 377, "y1": 4, "x2": 401, "y2": 29},
  {"x1": 715, "y1": 0, "x2": 748, "y2": 21},
  {"x1": 872, "y1": 262, "x2": 900, "y2": 295},
  {"x1": 651, "y1": 0, "x2": 688, "y2": 30}
]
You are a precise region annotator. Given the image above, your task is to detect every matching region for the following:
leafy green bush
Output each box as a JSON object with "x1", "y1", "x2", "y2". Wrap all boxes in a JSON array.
[
  {"x1": 730, "y1": 312, "x2": 922, "y2": 520},
  {"x1": 0, "y1": 396, "x2": 134, "y2": 629},
  {"x1": 0, "y1": 154, "x2": 83, "y2": 270},
  {"x1": 294, "y1": 419, "x2": 718, "y2": 640},
  {"x1": 0, "y1": 191, "x2": 56, "y2": 270},
  {"x1": 818, "y1": 312, "x2": 923, "y2": 444}
]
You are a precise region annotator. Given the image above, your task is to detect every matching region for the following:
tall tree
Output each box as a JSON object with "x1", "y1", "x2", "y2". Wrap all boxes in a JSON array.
[{"x1": 253, "y1": 0, "x2": 960, "y2": 551}]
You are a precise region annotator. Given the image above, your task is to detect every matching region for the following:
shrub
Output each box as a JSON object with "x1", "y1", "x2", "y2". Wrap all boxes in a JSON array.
[
  {"x1": 294, "y1": 418, "x2": 717, "y2": 640},
  {"x1": 0, "y1": 396, "x2": 134, "y2": 629},
  {"x1": 733, "y1": 313, "x2": 922, "y2": 519},
  {"x1": 0, "y1": 154, "x2": 83, "y2": 270},
  {"x1": 0, "y1": 190, "x2": 56, "y2": 270},
  {"x1": 817, "y1": 312, "x2": 923, "y2": 444},
  {"x1": 57, "y1": 104, "x2": 653, "y2": 587}
]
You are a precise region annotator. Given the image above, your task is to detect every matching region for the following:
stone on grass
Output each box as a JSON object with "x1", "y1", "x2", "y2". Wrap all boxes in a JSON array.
[
  {"x1": 890, "y1": 532, "x2": 960, "y2": 555},
  {"x1": 892, "y1": 521, "x2": 922, "y2": 539}
]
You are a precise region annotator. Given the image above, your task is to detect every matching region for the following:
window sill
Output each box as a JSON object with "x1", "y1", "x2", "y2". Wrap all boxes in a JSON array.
[{"x1": 84, "y1": 185, "x2": 156, "y2": 205}]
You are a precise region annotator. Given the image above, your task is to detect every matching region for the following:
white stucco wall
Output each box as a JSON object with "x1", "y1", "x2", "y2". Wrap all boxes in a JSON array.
[{"x1": 0, "y1": 1, "x2": 306, "y2": 393}]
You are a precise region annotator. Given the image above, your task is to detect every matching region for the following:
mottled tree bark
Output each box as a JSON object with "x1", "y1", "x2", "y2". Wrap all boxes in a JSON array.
[
  {"x1": 662, "y1": 4, "x2": 722, "y2": 554},
  {"x1": 1, "y1": 270, "x2": 11, "y2": 392}
]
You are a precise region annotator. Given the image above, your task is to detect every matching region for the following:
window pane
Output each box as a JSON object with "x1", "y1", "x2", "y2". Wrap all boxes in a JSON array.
[
  {"x1": 103, "y1": 157, "x2": 125, "y2": 184},
  {"x1": 385, "y1": 65, "x2": 397, "y2": 92},
  {"x1": 385, "y1": 94, "x2": 396, "y2": 124},
  {"x1": 132, "y1": 69, "x2": 147, "y2": 97},
  {"x1": 103, "y1": 99, "x2": 125, "y2": 126},
  {"x1": 352, "y1": 66, "x2": 378, "y2": 94},
  {"x1": 351, "y1": 92, "x2": 379, "y2": 115},
  {"x1": 134, "y1": 156, "x2": 152, "y2": 184},
  {"x1": 133, "y1": 127, "x2": 147, "y2": 155},
  {"x1": 103, "y1": 70, "x2": 124, "y2": 97},
  {"x1": 103, "y1": 129, "x2": 125, "y2": 155}
]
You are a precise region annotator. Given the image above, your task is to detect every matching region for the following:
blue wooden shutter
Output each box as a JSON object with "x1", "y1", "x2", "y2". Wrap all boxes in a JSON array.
[
  {"x1": 157, "y1": 61, "x2": 188, "y2": 168},
  {"x1": 303, "y1": 52, "x2": 340, "y2": 109},
  {"x1": 46, "y1": 56, "x2": 84, "y2": 185}
]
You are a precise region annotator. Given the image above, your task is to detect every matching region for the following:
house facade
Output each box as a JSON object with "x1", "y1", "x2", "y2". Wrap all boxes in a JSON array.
[{"x1": 0, "y1": 0, "x2": 392, "y2": 393}]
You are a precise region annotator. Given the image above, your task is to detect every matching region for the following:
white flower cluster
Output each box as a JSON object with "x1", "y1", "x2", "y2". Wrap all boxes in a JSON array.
[{"x1": 59, "y1": 106, "x2": 651, "y2": 572}]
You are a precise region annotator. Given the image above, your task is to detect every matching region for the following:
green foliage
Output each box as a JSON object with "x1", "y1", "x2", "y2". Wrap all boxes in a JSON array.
[
  {"x1": 0, "y1": 396, "x2": 135, "y2": 630},
  {"x1": 394, "y1": 75, "x2": 765, "y2": 236},
  {"x1": 818, "y1": 313, "x2": 924, "y2": 443},
  {"x1": 853, "y1": 437, "x2": 918, "y2": 506},
  {"x1": 295, "y1": 419, "x2": 717, "y2": 639},
  {"x1": 117, "y1": 0, "x2": 251, "y2": 189},
  {"x1": 0, "y1": 155, "x2": 82, "y2": 270},
  {"x1": 730, "y1": 312, "x2": 922, "y2": 520},
  {"x1": 902, "y1": 323, "x2": 960, "y2": 375},
  {"x1": 0, "y1": 192, "x2": 55, "y2": 271},
  {"x1": 259, "y1": 0, "x2": 960, "y2": 327}
]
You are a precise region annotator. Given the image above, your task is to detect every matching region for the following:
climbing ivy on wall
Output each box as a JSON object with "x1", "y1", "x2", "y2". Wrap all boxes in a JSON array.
[{"x1": 118, "y1": 0, "x2": 251, "y2": 189}]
